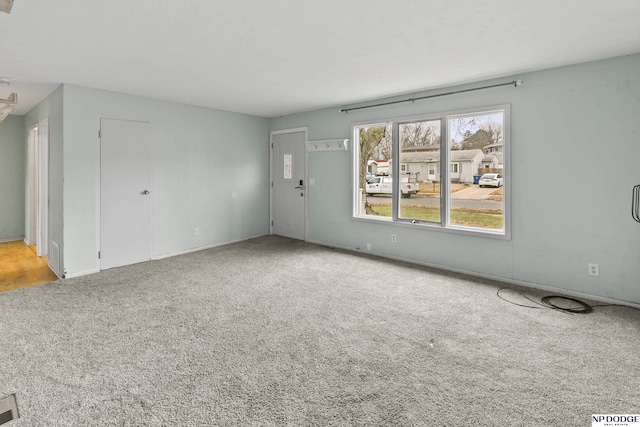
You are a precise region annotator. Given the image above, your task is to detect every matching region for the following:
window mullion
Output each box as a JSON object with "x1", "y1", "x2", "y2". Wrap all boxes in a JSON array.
[
  {"x1": 391, "y1": 121, "x2": 400, "y2": 221},
  {"x1": 441, "y1": 118, "x2": 450, "y2": 227}
]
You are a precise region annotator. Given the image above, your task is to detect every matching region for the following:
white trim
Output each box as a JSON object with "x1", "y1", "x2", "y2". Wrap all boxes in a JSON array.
[
  {"x1": 24, "y1": 119, "x2": 50, "y2": 254},
  {"x1": 153, "y1": 234, "x2": 268, "y2": 260},
  {"x1": 307, "y1": 239, "x2": 640, "y2": 310},
  {"x1": 25, "y1": 125, "x2": 38, "y2": 246},
  {"x1": 57, "y1": 235, "x2": 640, "y2": 309},
  {"x1": 63, "y1": 268, "x2": 101, "y2": 279},
  {"x1": 351, "y1": 213, "x2": 508, "y2": 239},
  {"x1": 37, "y1": 117, "x2": 50, "y2": 257},
  {"x1": 501, "y1": 106, "x2": 511, "y2": 240},
  {"x1": 0, "y1": 237, "x2": 24, "y2": 243},
  {"x1": 62, "y1": 234, "x2": 268, "y2": 278}
]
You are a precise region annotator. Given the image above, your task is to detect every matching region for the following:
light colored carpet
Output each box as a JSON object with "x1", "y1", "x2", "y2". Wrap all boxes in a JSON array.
[{"x1": 1, "y1": 236, "x2": 638, "y2": 426}]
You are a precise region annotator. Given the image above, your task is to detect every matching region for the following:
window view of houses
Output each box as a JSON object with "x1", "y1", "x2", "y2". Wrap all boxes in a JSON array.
[{"x1": 356, "y1": 110, "x2": 506, "y2": 231}]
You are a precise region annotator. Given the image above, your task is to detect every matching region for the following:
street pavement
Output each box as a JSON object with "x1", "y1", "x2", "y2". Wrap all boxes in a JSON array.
[{"x1": 366, "y1": 185, "x2": 503, "y2": 210}]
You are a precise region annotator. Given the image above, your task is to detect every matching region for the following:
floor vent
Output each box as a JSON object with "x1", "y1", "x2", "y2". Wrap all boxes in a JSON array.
[{"x1": 0, "y1": 394, "x2": 19, "y2": 425}]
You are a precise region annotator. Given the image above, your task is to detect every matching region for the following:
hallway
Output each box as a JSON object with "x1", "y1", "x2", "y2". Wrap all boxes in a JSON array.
[{"x1": 0, "y1": 240, "x2": 59, "y2": 293}]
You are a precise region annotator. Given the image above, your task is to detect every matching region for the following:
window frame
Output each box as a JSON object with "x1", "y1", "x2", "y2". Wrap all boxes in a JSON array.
[{"x1": 352, "y1": 104, "x2": 510, "y2": 239}]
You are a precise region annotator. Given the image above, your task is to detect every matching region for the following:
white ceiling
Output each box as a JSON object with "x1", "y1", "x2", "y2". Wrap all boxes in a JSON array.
[{"x1": 1, "y1": 0, "x2": 639, "y2": 118}]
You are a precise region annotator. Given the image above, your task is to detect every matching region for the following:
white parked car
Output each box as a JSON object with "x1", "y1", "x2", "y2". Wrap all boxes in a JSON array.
[
  {"x1": 478, "y1": 173, "x2": 503, "y2": 188},
  {"x1": 366, "y1": 175, "x2": 420, "y2": 197}
]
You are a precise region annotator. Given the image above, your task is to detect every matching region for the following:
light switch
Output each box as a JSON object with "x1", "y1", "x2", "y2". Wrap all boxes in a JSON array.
[{"x1": 309, "y1": 178, "x2": 315, "y2": 185}]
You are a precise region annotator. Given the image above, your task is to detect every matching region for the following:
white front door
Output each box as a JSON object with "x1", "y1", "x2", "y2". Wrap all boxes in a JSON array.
[
  {"x1": 428, "y1": 163, "x2": 436, "y2": 181},
  {"x1": 271, "y1": 129, "x2": 307, "y2": 240},
  {"x1": 100, "y1": 119, "x2": 153, "y2": 270}
]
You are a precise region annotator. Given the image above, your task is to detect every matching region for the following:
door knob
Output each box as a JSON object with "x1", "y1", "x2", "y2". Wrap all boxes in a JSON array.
[{"x1": 141, "y1": 190, "x2": 151, "y2": 195}]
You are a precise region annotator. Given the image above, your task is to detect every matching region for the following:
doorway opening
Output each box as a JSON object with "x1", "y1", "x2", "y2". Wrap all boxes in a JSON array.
[
  {"x1": 0, "y1": 240, "x2": 58, "y2": 293},
  {"x1": 3, "y1": 118, "x2": 57, "y2": 292}
]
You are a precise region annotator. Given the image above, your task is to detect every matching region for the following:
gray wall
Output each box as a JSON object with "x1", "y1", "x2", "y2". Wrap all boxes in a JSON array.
[
  {"x1": 61, "y1": 85, "x2": 271, "y2": 276},
  {"x1": 0, "y1": 115, "x2": 26, "y2": 241},
  {"x1": 270, "y1": 53, "x2": 640, "y2": 305}
]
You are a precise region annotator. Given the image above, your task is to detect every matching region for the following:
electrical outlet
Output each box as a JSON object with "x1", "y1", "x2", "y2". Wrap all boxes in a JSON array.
[
  {"x1": 391, "y1": 234, "x2": 397, "y2": 243},
  {"x1": 366, "y1": 243, "x2": 372, "y2": 251},
  {"x1": 588, "y1": 263, "x2": 599, "y2": 276},
  {"x1": 194, "y1": 228, "x2": 200, "y2": 236}
]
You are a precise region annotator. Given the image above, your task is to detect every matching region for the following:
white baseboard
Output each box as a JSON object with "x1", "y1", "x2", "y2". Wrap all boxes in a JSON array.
[
  {"x1": 60, "y1": 235, "x2": 268, "y2": 279},
  {"x1": 152, "y1": 234, "x2": 269, "y2": 261},
  {"x1": 307, "y1": 239, "x2": 640, "y2": 310},
  {"x1": 0, "y1": 237, "x2": 24, "y2": 243},
  {"x1": 63, "y1": 268, "x2": 100, "y2": 279}
]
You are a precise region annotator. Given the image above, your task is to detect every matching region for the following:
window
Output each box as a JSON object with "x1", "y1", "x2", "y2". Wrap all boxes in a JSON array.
[
  {"x1": 353, "y1": 106, "x2": 508, "y2": 236},
  {"x1": 283, "y1": 154, "x2": 292, "y2": 179}
]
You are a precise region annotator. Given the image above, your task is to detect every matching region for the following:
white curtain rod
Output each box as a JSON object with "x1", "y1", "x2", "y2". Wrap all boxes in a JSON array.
[{"x1": 340, "y1": 80, "x2": 523, "y2": 113}]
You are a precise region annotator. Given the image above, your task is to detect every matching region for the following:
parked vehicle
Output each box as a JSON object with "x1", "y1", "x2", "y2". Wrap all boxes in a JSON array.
[
  {"x1": 366, "y1": 174, "x2": 420, "y2": 197},
  {"x1": 478, "y1": 173, "x2": 503, "y2": 188}
]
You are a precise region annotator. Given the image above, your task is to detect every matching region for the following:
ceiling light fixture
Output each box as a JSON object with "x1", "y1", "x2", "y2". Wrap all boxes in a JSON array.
[
  {"x1": 0, "y1": 93, "x2": 18, "y2": 124},
  {"x1": 0, "y1": 77, "x2": 19, "y2": 86},
  {"x1": 0, "y1": 0, "x2": 15, "y2": 14}
]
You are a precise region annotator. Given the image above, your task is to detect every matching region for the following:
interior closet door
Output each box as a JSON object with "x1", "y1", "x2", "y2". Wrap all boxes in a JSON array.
[{"x1": 100, "y1": 119, "x2": 152, "y2": 270}]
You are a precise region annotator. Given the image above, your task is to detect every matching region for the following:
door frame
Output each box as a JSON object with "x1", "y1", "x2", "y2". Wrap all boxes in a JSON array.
[
  {"x1": 24, "y1": 118, "x2": 50, "y2": 256},
  {"x1": 25, "y1": 125, "x2": 37, "y2": 246},
  {"x1": 37, "y1": 118, "x2": 50, "y2": 257},
  {"x1": 269, "y1": 127, "x2": 308, "y2": 240}
]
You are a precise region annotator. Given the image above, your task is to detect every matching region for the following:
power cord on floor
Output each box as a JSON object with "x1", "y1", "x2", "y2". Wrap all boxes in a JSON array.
[{"x1": 496, "y1": 288, "x2": 636, "y2": 314}]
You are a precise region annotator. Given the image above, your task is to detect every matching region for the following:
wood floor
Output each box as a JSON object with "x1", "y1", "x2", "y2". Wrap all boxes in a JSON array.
[{"x1": 0, "y1": 240, "x2": 59, "y2": 293}]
